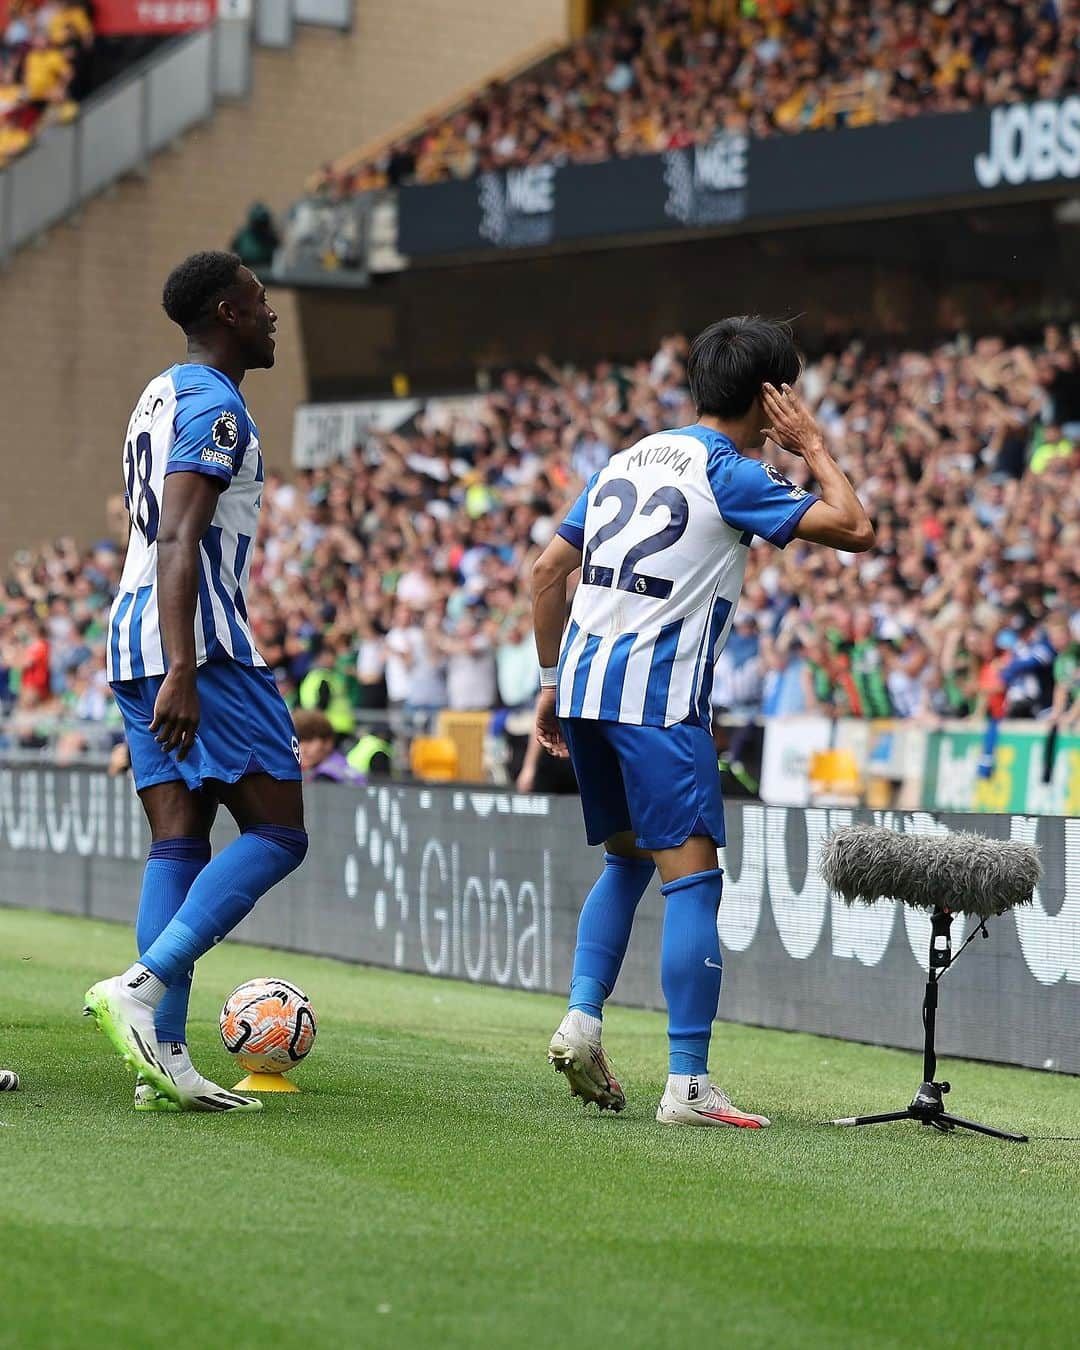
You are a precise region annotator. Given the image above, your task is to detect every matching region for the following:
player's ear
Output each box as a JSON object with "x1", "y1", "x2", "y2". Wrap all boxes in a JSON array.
[{"x1": 750, "y1": 392, "x2": 767, "y2": 438}]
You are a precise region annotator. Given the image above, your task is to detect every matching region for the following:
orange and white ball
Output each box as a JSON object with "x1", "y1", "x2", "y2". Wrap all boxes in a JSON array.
[{"x1": 219, "y1": 978, "x2": 317, "y2": 1075}]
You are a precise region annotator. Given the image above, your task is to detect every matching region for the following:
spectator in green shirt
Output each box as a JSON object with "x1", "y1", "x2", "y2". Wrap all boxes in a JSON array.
[
  {"x1": 848, "y1": 610, "x2": 894, "y2": 719},
  {"x1": 230, "y1": 203, "x2": 280, "y2": 271},
  {"x1": 1029, "y1": 424, "x2": 1074, "y2": 475}
]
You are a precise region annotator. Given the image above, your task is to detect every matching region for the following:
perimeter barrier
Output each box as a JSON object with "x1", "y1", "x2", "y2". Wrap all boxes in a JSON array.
[{"x1": 1, "y1": 766, "x2": 1076, "y2": 1073}]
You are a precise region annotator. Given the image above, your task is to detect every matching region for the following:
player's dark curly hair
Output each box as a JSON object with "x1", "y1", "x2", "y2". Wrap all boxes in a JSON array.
[
  {"x1": 687, "y1": 316, "x2": 802, "y2": 418},
  {"x1": 162, "y1": 251, "x2": 243, "y2": 334}
]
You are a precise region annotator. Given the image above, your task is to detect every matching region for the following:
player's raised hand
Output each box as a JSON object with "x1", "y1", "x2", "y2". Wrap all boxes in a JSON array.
[
  {"x1": 760, "y1": 383, "x2": 825, "y2": 459},
  {"x1": 534, "y1": 687, "x2": 568, "y2": 758},
  {"x1": 150, "y1": 669, "x2": 200, "y2": 760}
]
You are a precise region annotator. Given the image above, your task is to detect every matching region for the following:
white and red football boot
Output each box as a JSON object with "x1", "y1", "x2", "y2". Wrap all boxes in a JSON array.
[{"x1": 656, "y1": 1077, "x2": 770, "y2": 1128}]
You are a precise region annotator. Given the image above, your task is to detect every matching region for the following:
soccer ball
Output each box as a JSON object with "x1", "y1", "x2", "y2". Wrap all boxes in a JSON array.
[{"x1": 219, "y1": 978, "x2": 317, "y2": 1075}]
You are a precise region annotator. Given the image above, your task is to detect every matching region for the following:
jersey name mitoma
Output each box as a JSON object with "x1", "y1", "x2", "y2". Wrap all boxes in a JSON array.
[
  {"x1": 107, "y1": 364, "x2": 266, "y2": 682},
  {"x1": 555, "y1": 425, "x2": 816, "y2": 729}
]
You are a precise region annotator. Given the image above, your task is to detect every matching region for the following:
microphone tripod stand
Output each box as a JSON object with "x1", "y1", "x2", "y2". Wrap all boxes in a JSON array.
[{"x1": 829, "y1": 909, "x2": 1028, "y2": 1142}]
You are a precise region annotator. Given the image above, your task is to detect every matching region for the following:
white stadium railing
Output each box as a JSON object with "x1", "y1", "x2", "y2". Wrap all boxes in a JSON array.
[
  {"x1": 255, "y1": 0, "x2": 351, "y2": 44},
  {"x1": 293, "y1": 0, "x2": 352, "y2": 28},
  {"x1": 254, "y1": 0, "x2": 294, "y2": 48}
]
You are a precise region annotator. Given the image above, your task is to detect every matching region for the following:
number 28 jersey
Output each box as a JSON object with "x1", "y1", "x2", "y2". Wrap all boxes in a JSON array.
[
  {"x1": 106, "y1": 363, "x2": 266, "y2": 683},
  {"x1": 555, "y1": 425, "x2": 816, "y2": 729}
]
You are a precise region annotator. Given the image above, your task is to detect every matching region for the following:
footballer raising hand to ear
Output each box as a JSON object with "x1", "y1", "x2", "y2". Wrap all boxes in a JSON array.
[{"x1": 762, "y1": 382, "x2": 874, "y2": 553}]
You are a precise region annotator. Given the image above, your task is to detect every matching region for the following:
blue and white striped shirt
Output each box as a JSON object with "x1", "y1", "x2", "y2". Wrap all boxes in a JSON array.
[
  {"x1": 107, "y1": 364, "x2": 266, "y2": 682},
  {"x1": 555, "y1": 425, "x2": 815, "y2": 729}
]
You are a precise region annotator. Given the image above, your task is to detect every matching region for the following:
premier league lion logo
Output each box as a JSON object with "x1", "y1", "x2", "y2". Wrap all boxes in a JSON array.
[
  {"x1": 762, "y1": 461, "x2": 795, "y2": 490},
  {"x1": 762, "y1": 460, "x2": 808, "y2": 499},
  {"x1": 212, "y1": 410, "x2": 240, "y2": 452}
]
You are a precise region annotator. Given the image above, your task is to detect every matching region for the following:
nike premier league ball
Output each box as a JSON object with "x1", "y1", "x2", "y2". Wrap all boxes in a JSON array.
[{"x1": 219, "y1": 978, "x2": 317, "y2": 1075}]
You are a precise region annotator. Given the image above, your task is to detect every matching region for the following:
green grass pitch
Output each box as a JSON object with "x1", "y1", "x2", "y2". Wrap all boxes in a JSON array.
[{"x1": 2, "y1": 905, "x2": 1078, "y2": 1349}]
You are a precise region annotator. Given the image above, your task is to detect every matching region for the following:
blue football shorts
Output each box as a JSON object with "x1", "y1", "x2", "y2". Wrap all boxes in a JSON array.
[
  {"x1": 111, "y1": 660, "x2": 302, "y2": 793},
  {"x1": 560, "y1": 716, "x2": 726, "y2": 851}
]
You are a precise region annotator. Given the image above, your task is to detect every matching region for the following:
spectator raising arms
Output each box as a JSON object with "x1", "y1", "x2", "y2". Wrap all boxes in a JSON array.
[{"x1": 3, "y1": 327, "x2": 1079, "y2": 752}]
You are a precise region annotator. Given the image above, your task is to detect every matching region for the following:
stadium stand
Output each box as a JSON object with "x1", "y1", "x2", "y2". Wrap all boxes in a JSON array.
[
  {"x1": 0, "y1": 0, "x2": 569, "y2": 574},
  {"x1": 316, "y1": 0, "x2": 1080, "y2": 192},
  {"x1": 4, "y1": 326, "x2": 1079, "y2": 761},
  {"x1": 0, "y1": 0, "x2": 169, "y2": 166},
  {"x1": 1, "y1": 0, "x2": 93, "y2": 165}
]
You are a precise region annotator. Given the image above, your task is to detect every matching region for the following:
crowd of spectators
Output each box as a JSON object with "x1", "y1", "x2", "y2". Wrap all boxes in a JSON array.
[
  {"x1": 0, "y1": 0, "x2": 94, "y2": 166},
  {"x1": 707, "y1": 327, "x2": 1080, "y2": 728},
  {"x1": 319, "y1": 0, "x2": 1078, "y2": 193},
  {"x1": 251, "y1": 327, "x2": 1080, "y2": 737},
  {"x1": 2, "y1": 325, "x2": 1080, "y2": 770},
  {"x1": 0, "y1": 535, "x2": 122, "y2": 758}
]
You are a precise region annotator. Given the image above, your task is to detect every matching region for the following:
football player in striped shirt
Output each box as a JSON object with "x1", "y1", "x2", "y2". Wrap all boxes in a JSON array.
[
  {"x1": 533, "y1": 317, "x2": 873, "y2": 1127},
  {"x1": 83, "y1": 253, "x2": 308, "y2": 1113}
]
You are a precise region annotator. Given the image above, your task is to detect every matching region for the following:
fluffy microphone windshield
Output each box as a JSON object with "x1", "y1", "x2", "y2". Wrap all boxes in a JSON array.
[{"x1": 819, "y1": 825, "x2": 1041, "y2": 918}]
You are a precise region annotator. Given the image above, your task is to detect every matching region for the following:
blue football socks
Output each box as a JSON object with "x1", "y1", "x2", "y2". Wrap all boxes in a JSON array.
[
  {"x1": 568, "y1": 852, "x2": 655, "y2": 1020},
  {"x1": 139, "y1": 826, "x2": 308, "y2": 988},
  {"x1": 660, "y1": 868, "x2": 724, "y2": 1076},
  {"x1": 134, "y1": 837, "x2": 212, "y2": 1044}
]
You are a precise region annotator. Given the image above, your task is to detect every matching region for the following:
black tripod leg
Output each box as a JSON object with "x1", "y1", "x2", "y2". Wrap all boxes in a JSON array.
[
  {"x1": 937, "y1": 1112, "x2": 1028, "y2": 1142},
  {"x1": 829, "y1": 1110, "x2": 914, "y2": 1126}
]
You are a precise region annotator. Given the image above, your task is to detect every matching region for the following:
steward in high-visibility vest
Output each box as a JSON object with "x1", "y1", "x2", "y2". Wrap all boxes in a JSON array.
[
  {"x1": 347, "y1": 732, "x2": 393, "y2": 777},
  {"x1": 297, "y1": 664, "x2": 355, "y2": 737}
]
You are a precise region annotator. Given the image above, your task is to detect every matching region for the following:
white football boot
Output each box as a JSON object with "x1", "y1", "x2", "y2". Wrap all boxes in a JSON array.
[
  {"x1": 135, "y1": 1043, "x2": 261, "y2": 1113},
  {"x1": 83, "y1": 975, "x2": 179, "y2": 1104},
  {"x1": 134, "y1": 1073, "x2": 261, "y2": 1113},
  {"x1": 85, "y1": 977, "x2": 260, "y2": 1114},
  {"x1": 547, "y1": 1010, "x2": 626, "y2": 1112},
  {"x1": 134, "y1": 1078, "x2": 178, "y2": 1112},
  {"x1": 656, "y1": 1078, "x2": 770, "y2": 1129}
]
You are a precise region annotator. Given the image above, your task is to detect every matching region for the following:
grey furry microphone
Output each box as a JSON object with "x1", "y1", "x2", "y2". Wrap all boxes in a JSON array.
[
  {"x1": 819, "y1": 825, "x2": 1040, "y2": 918},
  {"x1": 819, "y1": 825, "x2": 1036, "y2": 1142}
]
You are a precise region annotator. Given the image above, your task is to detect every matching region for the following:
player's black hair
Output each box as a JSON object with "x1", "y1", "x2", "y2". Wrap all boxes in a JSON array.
[
  {"x1": 686, "y1": 316, "x2": 802, "y2": 418},
  {"x1": 162, "y1": 251, "x2": 244, "y2": 334}
]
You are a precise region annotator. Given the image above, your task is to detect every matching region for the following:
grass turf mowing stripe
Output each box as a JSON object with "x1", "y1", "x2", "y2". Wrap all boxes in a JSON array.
[{"x1": 0, "y1": 906, "x2": 1077, "y2": 1350}]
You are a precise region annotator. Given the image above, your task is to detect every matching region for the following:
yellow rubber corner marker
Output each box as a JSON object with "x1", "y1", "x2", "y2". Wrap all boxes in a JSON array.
[{"x1": 233, "y1": 1073, "x2": 300, "y2": 1093}]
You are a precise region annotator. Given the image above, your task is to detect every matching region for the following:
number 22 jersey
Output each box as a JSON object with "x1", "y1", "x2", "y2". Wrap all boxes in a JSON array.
[
  {"x1": 555, "y1": 425, "x2": 817, "y2": 729},
  {"x1": 106, "y1": 363, "x2": 266, "y2": 683}
]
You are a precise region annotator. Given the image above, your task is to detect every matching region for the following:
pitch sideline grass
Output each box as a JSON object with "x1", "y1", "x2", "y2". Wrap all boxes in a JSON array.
[{"x1": 1, "y1": 906, "x2": 1077, "y2": 1350}]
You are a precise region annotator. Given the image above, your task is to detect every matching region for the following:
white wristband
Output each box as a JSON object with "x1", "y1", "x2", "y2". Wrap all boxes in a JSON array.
[{"x1": 539, "y1": 666, "x2": 558, "y2": 688}]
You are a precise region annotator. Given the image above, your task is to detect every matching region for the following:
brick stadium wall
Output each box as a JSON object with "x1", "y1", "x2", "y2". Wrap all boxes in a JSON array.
[{"x1": 0, "y1": 0, "x2": 569, "y2": 560}]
